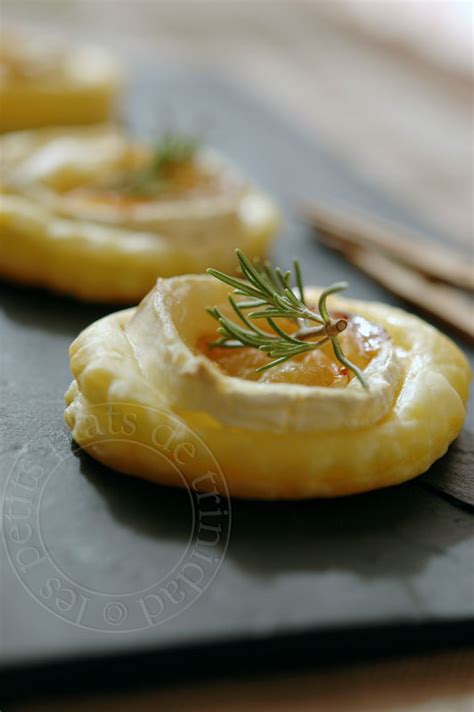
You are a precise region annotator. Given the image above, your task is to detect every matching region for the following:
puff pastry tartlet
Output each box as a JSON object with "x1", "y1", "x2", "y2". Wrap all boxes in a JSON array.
[
  {"x1": 65, "y1": 254, "x2": 470, "y2": 499},
  {"x1": 0, "y1": 126, "x2": 279, "y2": 302},
  {"x1": 0, "y1": 30, "x2": 121, "y2": 132}
]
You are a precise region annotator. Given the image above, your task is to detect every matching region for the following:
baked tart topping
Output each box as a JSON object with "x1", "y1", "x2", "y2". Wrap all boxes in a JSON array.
[
  {"x1": 62, "y1": 132, "x2": 239, "y2": 207},
  {"x1": 198, "y1": 312, "x2": 386, "y2": 387},
  {"x1": 199, "y1": 250, "x2": 385, "y2": 388},
  {"x1": 3, "y1": 126, "x2": 249, "y2": 218}
]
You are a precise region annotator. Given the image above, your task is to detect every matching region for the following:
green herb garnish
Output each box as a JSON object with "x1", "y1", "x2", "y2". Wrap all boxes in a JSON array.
[
  {"x1": 120, "y1": 131, "x2": 200, "y2": 195},
  {"x1": 207, "y1": 249, "x2": 368, "y2": 388}
]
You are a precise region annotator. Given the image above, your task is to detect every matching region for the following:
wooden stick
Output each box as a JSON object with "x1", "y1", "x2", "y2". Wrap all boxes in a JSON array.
[
  {"x1": 337, "y1": 242, "x2": 474, "y2": 342},
  {"x1": 301, "y1": 202, "x2": 474, "y2": 292}
]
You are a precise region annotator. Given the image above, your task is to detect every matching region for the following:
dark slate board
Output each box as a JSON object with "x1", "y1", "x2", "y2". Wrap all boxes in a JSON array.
[{"x1": 1, "y1": 63, "x2": 473, "y2": 704}]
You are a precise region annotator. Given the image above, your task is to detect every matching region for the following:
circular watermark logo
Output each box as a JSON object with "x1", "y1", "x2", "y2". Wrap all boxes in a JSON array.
[{"x1": 2, "y1": 402, "x2": 231, "y2": 632}]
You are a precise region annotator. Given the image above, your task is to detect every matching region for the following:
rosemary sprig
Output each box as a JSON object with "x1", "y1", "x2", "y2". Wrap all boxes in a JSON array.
[
  {"x1": 207, "y1": 249, "x2": 368, "y2": 388},
  {"x1": 150, "y1": 131, "x2": 199, "y2": 173},
  {"x1": 119, "y1": 131, "x2": 200, "y2": 195}
]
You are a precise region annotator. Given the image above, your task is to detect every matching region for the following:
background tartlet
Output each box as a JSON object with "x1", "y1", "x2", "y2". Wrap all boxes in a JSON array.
[
  {"x1": 0, "y1": 126, "x2": 279, "y2": 302},
  {"x1": 0, "y1": 29, "x2": 121, "y2": 132}
]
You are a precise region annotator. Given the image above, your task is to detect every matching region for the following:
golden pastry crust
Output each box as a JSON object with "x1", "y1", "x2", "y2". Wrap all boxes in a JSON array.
[
  {"x1": 0, "y1": 31, "x2": 121, "y2": 132},
  {"x1": 64, "y1": 276, "x2": 470, "y2": 499},
  {"x1": 0, "y1": 126, "x2": 279, "y2": 302}
]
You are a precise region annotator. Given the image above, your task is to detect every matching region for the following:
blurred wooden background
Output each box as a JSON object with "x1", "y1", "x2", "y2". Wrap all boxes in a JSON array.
[{"x1": 3, "y1": 0, "x2": 473, "y2": 248}]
